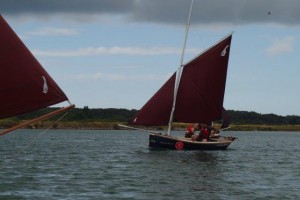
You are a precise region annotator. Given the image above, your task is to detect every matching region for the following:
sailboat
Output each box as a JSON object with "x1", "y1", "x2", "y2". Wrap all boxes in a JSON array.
[
  {"x1": 0, "y1": 15, "x2": 74, "y2": 136},
  {"x1": 119, "y1": 0, "x2": 236, "y2": 150}
]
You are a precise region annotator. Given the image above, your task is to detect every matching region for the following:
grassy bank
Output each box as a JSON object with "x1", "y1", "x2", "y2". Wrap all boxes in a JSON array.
[
  {"x1": 1, "y1": 120, "x2": 300, "y2": 131},
  {"x1": 53, "y1": 122, "x2": 300, "y2": 131}
]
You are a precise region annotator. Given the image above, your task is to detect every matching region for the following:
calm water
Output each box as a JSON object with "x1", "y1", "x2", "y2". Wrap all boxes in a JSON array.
[{"x1": 0, "y1": 130, "x2": 299, "y2": 200}]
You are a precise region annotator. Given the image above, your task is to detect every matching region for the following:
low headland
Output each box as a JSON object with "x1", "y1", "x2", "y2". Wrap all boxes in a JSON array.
[{"x1": 1, "y1": 107, "x2": 300, "y2": 131}]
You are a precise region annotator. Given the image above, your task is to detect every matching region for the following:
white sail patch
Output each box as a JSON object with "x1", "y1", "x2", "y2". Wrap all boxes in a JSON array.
[
  {"x1": 42, "y1": 76, "x2": 48, "y2": 94},
  {"x1": 221, "y1": 45, "x2": 230, "y2": 56}
]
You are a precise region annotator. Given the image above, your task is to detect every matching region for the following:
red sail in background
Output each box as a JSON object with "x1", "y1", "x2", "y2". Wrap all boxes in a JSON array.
[
  {"x1": 0, "y1": 15, "x2": 68, "y2": 119},
  {"x1": 130, "y1": 34, "x2": 232, "y2": 126},
  {"x1": 129, "y1": 73, "x2": 175, "y2": 126}
]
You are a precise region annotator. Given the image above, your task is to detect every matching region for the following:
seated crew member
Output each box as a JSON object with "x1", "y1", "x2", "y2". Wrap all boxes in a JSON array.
[
  {"x1": 185, "y1": 124, "x2": 197, "y2": 138},
  {"x1": 210, "y1": 127, "x2": 220, "y2": 138},
  {"x1": 199, "y1": 124, "x2": 209, "y2": 142},
  {"x1": 191, "y1": 123, "x2": 209, "y2": 142}
]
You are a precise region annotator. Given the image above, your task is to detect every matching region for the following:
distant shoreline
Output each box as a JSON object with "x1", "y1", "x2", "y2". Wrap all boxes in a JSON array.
[{"x1": 1, "y1": 121, "x2": 299, "y2": 132}]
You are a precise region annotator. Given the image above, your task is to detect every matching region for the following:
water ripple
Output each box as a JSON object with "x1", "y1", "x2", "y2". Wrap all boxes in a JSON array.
[{"x1": 0, "y1": 130, "x2": 299, "y2": 199}]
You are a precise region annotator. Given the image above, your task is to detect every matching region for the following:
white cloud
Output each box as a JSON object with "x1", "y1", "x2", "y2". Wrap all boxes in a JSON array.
[
  {"x1": 63, "y1": 72, "x2": 168, "y2": 82},
  {"x1": 32, "y1": 46, "x2": 201, "y2": 57},
  {"x1": 93, "y1": 73, "x2": 126, "y2": 81},
  {"x1": 27, "y1": 27, "x2": 79, "y2": 36},
  {"x1": 68, "y1": 73, "x2": 125, "y2": 81},
  {"x1": 265, "y1": 36, "x2": 296, "y2": 56}
]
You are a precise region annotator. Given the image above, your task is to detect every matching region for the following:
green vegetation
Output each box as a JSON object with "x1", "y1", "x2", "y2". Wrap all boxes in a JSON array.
[
  {"x1": 15, "y1": 106, "x2": 138, "y2": 122},
  {"x1": 0, "y1": 107, "x2": 300, "y2": 131},
  {"x1": 226, "y1": 110, "x2": 300, "y2": 125}
]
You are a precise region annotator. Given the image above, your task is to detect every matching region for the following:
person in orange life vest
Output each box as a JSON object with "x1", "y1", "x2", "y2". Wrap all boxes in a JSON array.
[{"x1": 185, "y1": 123, "x2": 198, "y2": 138}]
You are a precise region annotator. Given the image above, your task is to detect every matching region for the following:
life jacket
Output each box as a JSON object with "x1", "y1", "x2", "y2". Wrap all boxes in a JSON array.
[
  {"x1": 200, "y1": 127, "x2": 209, "y2": 139},
  {"x1": 185, "y1": 125, "x2": 194, "y2": 138},
  {"x1": 186, "y1": 125, "x2": 194, "y2": 133}
]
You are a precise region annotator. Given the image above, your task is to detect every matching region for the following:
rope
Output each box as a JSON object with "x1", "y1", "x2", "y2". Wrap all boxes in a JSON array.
[{"x1": 0, "y1": 110, "x2": 70, "y2": 168}]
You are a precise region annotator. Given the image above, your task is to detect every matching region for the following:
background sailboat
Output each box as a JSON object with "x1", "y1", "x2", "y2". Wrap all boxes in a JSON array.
[
  {"x1": 126, "y1": 34, "x2": 235, "y2": 150},
  {"x1": 0, "y1": 15, "x2": 74, "y2": 136},
  {"x1": 120, "y1": 0, "x2": 236, "y2": 150}
]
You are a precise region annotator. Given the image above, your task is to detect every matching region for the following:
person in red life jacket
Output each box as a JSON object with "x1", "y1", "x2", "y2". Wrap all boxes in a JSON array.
[
  {"x1": 199, "y1": 124, "x2": 209, "y2": 142},
  {"x1": 191, "y1": 123, "x2": 210, "y2": 142},
  {"x1": 185, "y1": 123, "x2": 198, "y2": 138}
]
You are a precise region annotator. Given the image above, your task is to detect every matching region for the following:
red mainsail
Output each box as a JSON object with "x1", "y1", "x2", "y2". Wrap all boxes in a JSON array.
[
  {"x1": 130, "y1": 34, "x2": 232, "y2": 126},
  {"x1": 0, "y1": 15, "x2": 68, "y2": 119}
]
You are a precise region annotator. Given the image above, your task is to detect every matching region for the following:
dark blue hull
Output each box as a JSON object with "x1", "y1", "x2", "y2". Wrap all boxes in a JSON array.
[{"x1": 149, "y1": 133, "x2": 235, "y2": 150}]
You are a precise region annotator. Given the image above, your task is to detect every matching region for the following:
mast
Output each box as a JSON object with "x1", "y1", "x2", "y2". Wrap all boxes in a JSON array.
[{"x1": 167, "y1": 0, "x2": 194, "y2": 135}]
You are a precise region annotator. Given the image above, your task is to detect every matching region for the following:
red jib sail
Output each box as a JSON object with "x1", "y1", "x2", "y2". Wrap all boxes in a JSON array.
[
  {"x1": 130, "y1": 34, "x2": 232, "y2": 126},
  {"x1": 0, "y1": 15, "x2": 69, "y2": 119}
]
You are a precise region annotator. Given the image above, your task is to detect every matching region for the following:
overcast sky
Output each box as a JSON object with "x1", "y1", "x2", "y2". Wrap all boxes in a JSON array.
[
  {"x1": 1, "y1": 0, "x2": 300, "y2": 24},
  {"x1": 1, "y1": 0, "x2": 300, "y2": 116}
]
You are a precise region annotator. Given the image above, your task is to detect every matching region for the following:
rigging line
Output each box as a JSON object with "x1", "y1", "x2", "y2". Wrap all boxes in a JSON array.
[{"x1": 0, "y1": 110, "x2": 71, "y2": 169}]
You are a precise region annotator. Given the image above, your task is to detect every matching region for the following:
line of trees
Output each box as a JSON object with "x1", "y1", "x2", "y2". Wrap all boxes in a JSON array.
[
  {"x1": 226, "y1": 110, "x2": 300, "y2": 125},
  {"x1": 16, "y1": 106, "x2": 138, "y2": 122},
  {"x1": 12, "y1": 106, "x2": 300, "y2": 125}
]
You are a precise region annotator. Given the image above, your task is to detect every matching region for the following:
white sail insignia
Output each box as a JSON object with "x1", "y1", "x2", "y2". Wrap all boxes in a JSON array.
[
  {"x1": 42, "y1": 76, "x2": 48, "y2": 94},
  {"x1": 221, "y1": 45, "x2": 230, "y2": 56}
]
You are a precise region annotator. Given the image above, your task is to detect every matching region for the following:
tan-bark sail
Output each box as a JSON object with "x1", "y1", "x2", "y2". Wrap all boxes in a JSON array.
[{"x1": 0, "y1": 15, "x2": 74, "y2": 136}]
